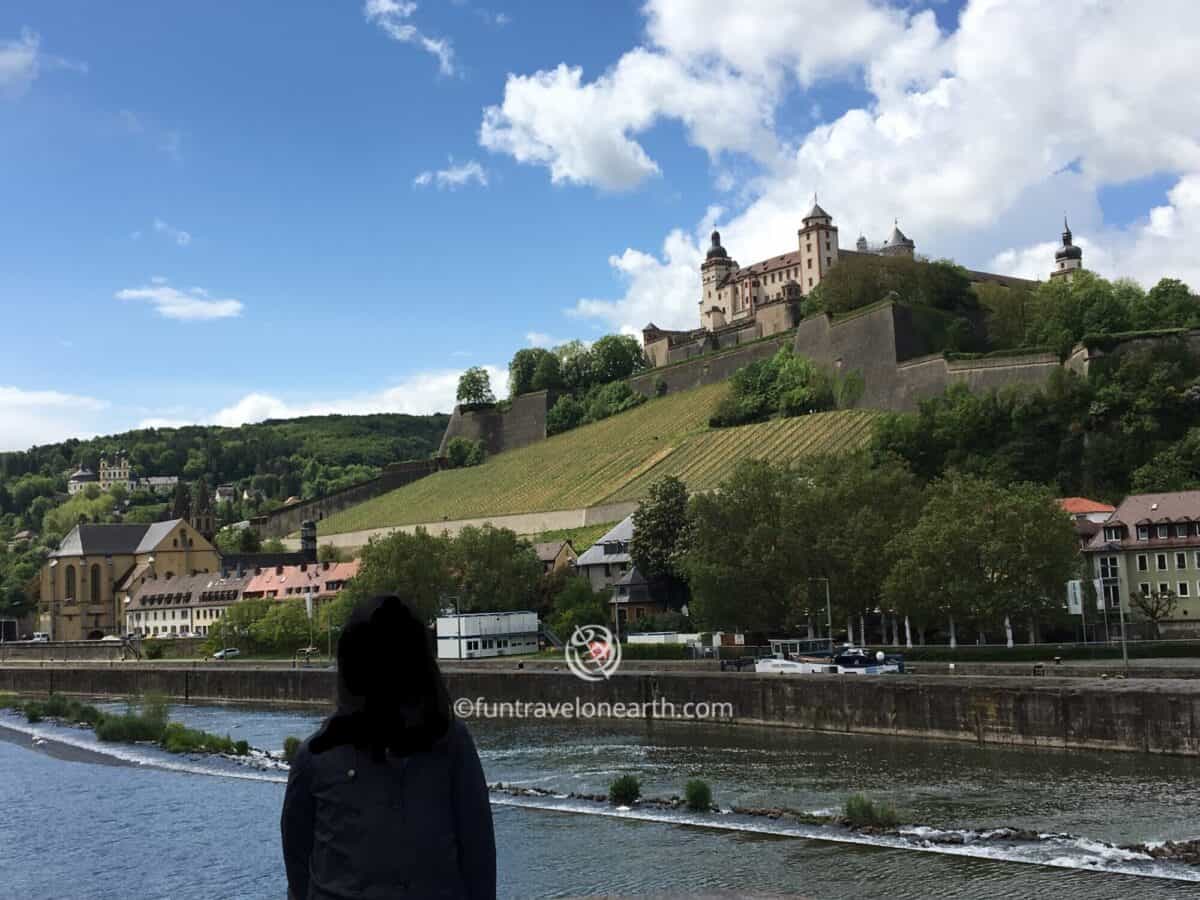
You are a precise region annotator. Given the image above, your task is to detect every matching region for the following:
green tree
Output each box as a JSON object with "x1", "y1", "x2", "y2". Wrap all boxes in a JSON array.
[
  {"x1": 682, "y1": 461, "x2": 807, "y2": 632},
  {"x1": 170, "y1": 482, "x2": 191, "y2": 521},
  {"x1": 630, "y1": 475, "x2": 690, "y2": 609},
  {"x1": 883, "y1": 472, "x2": 1077, "y2": 646},
  {"x1": 508, "y1": 348, "x2": 555, "y2": 398},
  {"x1": 343, "y1": 528, "x2": 453, "y2": 623},
  {"x1": 451, "y1": 525, "x2": 542, "y2": 613},
  {"x1": 456, "y1": 367, "x2": 496, "y2": 406},
  {"x1": 976, "y1": 282, "x2": 1032, "y2": 350},
  {"x1": 531, "y1": 353, "x2": 564, "y2": 392},
  {"x1": 251, "y1": 599, "x2": 313, "y2": 653},
  {"x1": 548, "y1": 576, "x2": 609, "y2": 638},
  {"x1": 589, "y1": 334, "x2": 646, "y2": 383},
  {"x1": 205, "y1": 599, "x2": 272, "y2": 654}
]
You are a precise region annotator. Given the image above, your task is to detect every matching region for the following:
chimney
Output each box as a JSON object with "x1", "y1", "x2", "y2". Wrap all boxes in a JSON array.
[{"x1": 300, "y1": 520, "x2": 317, "y2": 563}]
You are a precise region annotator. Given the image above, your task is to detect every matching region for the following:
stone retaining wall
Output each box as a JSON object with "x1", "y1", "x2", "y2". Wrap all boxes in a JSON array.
[{"x1": 4, "y1": 666, "x2": 1199, "y2": 755}]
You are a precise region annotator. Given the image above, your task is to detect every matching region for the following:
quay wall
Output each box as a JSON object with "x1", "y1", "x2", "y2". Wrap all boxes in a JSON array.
[{"x1": 3, "y1": 667, "x2": 1200, "y2": 756}]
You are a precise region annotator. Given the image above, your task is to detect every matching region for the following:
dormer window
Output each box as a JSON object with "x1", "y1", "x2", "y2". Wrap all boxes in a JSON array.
[
  {"x1": 1177, "y1": 524, "x2": 1190, "y2": 538},
  {"x1": 1137, "y1": 525, "x2": 1150, "y2": 541},
  {"x1": 1103, "y1": 526, "x2": 1122, "y2": 542},
  {"x1": 1157, "y1": 525, "x2": 1170, "y2": 539}
]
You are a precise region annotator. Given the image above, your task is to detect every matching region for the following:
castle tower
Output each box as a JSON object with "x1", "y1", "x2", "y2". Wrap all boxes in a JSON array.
[
  {"x1": 1051, "y1": 217, "x2": 1083, "y2": 281},
  {"x1": 797, "y1": 198, "x2": 839, "y2": 294},
  {"x1": 700, "y1": 230, "x2": 737, "y2": 331},
  {"x1": 856, "y1": 234, "x2": 868, "y2": 253},
  {"x1": 879, "y1": 220, "x2": 915, "y2": 258}
]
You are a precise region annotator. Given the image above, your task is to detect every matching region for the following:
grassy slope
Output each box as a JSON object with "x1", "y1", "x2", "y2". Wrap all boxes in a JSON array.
[{"x1": 318, "y1": 382, "x2": 882, "y2": 535}]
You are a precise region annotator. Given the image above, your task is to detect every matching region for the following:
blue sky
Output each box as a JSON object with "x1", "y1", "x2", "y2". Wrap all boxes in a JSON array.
[{"x1": 3, "y1": 0, "x2": 1199, "y2": 450}]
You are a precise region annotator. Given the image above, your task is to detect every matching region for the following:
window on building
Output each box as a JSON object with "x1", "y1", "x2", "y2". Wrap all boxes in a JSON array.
[
  {"x1": 807, "y1": 259, "x2": 813, "y2": 269},
  {"x1": 1098, "y1": 556, "x2": 1119, "y2": 579},
  {"x1": 1178, "y1": 552, "x2": 1188, "y2": 569},
  {"x1": 1158, "y1": 524, "x2": 1170, "y2": 538},
  {"x1": 1137, "y1": 554, "x2": 1148, "y2": 571},
  {"x1": 1178, "y1": 524, "x2": 1190, "y2": 538},
  {"x1": 826, "y1": 256, "x2": 832, "y2": 267},
  {"x1": 90, "y1": 564, "x2": 100, "y2": 605},
  {"x1": 808, "y1": 278, "x2": 812, "y2": 287},
  {"x1": 1179, "y1": 582, "x2": 1191, "y2": 597},
  {"x1": 1103, "y1": 584, "x2": 1121, "y2": 610},
  {"x1": 1140, "y1": 583, "x2": 1151, "y2": 597},
  {"x1": 1104, "y1": 525, "x2": 1122, "y2": 541},
  {"x1": 1137, "y1": 525, "x2": 1150, "y2": 540},
  {"x1": 1157, "y1": 553, "x2": 1168, "y2": 570}
]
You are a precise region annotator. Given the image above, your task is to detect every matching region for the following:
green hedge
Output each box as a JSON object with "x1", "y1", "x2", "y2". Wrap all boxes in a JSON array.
[
  {"x1": 891, "y1": 641, "x2": 1200, "y2": 663},
  {"x1": 620, "y1": 643, "x2": 690, "y2": 660}
]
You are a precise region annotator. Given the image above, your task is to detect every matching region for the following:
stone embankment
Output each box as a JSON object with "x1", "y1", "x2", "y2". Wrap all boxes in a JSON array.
[{"x1": 3, "y1": 666, "x2": 1200, "y2": 756}]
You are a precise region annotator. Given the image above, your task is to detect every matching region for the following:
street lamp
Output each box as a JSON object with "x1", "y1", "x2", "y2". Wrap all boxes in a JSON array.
[{"x1": 809, "y1": 577, "x2": 833, "y2": 653}]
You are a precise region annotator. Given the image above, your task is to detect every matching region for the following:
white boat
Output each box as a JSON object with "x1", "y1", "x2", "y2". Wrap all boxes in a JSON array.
[{"x1": 755, "y1": 647, "x2": 902, "y2": 676}]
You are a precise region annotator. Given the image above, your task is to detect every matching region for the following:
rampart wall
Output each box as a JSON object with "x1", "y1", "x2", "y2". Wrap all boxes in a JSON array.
[
  {"x1": 251, "y1": 459, "x2": 442, "y2": 539},
  {"x1": 438, "y1": 390, "x2": 553, "y2": 458}
]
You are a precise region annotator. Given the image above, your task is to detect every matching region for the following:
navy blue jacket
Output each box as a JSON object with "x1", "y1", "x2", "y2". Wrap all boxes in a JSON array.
[{"x1": 281, "y1": 718, "x2": 496, "y2": 899}]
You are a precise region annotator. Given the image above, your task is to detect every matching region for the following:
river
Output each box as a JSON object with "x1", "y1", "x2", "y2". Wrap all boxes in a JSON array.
[{"x1": 1, "y1": 702, "x2": 1198, "y2": 899}]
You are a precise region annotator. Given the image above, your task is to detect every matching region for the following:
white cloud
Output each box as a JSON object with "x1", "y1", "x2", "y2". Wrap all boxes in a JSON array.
[
  {"x1": 480, "y1": 51, "x2": 775, "y2": 190},
  {"x1": 488, "y1": 0, "x2": 1200, "y2": 331},
  {"x1": 116, "y1": 280, "x2": 244, "y2": 321},
  {"x1": 413, "y1": 159, "x2": 488, "y2": 190},
  {"x1": 364, "y1": 0, "x2": 456, "y2": 76},
  {"x1": 0, "y1": 29, "x2": 86, "y2": 98},
  {"x1": 0, "y1": 385, "x2": 108, "y2": 451},
  {"x1": 152, "y1": 218, "x2": 191, "y2": 247},
  {"x1": 209, "y1": 365, "x2": 509, "y2": 426}
]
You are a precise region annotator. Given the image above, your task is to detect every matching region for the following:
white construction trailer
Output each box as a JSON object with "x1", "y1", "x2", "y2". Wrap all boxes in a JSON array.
[{"x1": 436, "y1": 611, "x2": 539, "y2": 660}]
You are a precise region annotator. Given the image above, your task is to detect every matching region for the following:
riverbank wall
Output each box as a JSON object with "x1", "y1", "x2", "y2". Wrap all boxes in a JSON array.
[{"x1": 3, "y1": 667, "x2": 1199, "y2": 756}]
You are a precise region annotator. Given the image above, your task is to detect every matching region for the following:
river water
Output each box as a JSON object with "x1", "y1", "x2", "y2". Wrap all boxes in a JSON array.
[{"x1": 2, "y1": 702, "x2": 1199, "y2": 899}]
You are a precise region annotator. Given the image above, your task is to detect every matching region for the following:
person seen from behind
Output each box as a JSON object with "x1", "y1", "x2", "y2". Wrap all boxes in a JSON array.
[{"x1": 282, "y1": 594, "x2": 496, "y2": 899}]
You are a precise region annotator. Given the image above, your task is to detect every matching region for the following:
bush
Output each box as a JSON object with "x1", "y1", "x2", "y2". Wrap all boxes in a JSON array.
[
  {"x1": 445, "y1": 437, "x2": 487, "y2": 469},
  {"x1": 684, "y1": 779, "x2": 713, "y2": 812},
  {"x1": 160, "y1": 722, "x2": 236, "y2": 755},
  {"x1": 283, "y1": 735, "x2": 302, "y2": 764},
  {"x1": 843, "y1": 793, "x2": 898, "y2": 828},
  {"x1": 620, "y1": 643, "x2": 689, "y2": 660},
  {"x1": 95, "y1": 712, "x2": 164, "y2": 743},
  {"x1": 23, "y1": 702, "x2": 44, "y2": 723},
  {"x1": 609, "y1": 774, "x2": 641, "y2": 806},
  {"x1": 143, "y1": 641, "x2": 165, "y2": 660},
  {"x1": 234, "y1": 740, "x2": 250, "y2": 756}
]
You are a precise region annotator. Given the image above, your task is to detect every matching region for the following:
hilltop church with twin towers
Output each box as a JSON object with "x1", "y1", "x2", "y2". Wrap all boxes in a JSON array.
[{"x1": 642, "y1": 200, "x2": 1085, "y2": 368}]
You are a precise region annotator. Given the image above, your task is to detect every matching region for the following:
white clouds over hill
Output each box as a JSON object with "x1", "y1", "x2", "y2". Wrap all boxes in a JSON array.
[{"x1": 481, "y1": 0, "x2": 1200, "y2": 332}]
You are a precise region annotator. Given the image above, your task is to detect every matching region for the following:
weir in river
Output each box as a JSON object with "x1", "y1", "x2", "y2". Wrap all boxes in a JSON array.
[{"x1": 2, "y1": 700, "x2": 1199, "y2": 899}]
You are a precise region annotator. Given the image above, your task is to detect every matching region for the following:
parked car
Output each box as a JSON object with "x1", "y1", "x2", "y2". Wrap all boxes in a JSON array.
[
  {"x1": 30, "y1": 633, "x2": 49, "y2": 643},
  {"x1": 212, "y1": 648, "x2": 241, "y2": 660},
  {"x1": 99, "y1": 635, "x2": 123, "y2": 642}
]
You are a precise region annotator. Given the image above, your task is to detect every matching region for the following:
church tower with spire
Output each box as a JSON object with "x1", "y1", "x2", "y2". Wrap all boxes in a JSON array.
[{"x1": 1051, "y1": 217, "x2": 1083, "y2": 281}]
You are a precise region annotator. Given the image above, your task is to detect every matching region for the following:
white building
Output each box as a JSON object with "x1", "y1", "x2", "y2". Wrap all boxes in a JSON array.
[{"x1": 436, "y1": 611, "x2": 539, "y2": 660}]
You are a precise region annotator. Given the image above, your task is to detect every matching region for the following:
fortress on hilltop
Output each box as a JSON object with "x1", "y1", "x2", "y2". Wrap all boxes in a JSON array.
[{"x1": 642, "y1": 202, "x2": 1081, "y2": 368}]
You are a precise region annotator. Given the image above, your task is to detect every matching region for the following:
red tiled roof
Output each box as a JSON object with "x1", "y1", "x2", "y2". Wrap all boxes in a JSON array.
[
  {"x1": 243, "y1": 560, "x2": 360, "y2": 598},
  {"x1": 1058, "y1": 497, "x2": 1116, "y2": 515}
]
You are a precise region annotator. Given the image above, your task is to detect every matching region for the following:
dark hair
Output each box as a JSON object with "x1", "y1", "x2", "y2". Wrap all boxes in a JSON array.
[{"x1": 310, "y1": 595, "x2": 450, "y2": 759}]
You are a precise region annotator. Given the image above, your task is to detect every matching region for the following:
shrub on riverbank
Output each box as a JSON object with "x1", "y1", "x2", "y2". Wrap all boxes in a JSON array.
[
  {"x1": 283, "y1": 736, "x2": 301, "y2": 763},
  {"x1": 609, "y1": 775, "x2": 641, "y2": 805},
  {"x1": 684, "y1": 779, "x2": 713, "y2": 812},
  {"x1": 844, "y1": 794, "x2": 898, "y2": 828}
]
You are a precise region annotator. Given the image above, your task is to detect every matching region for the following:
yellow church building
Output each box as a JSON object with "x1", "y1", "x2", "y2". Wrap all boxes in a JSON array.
[{"x1": 39, "y1": 519, "x2": 220, "y2": 641}]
